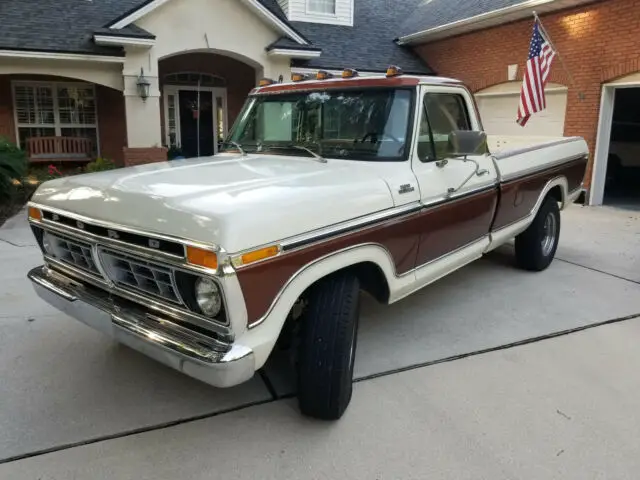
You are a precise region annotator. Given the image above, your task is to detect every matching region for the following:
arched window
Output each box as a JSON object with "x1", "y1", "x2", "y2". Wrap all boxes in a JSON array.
[{"x1": 163, "y1": 72, "x2": 226, "y2": 87}]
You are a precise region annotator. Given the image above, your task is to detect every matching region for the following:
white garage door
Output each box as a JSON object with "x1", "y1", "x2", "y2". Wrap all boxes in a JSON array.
[{"x1": 475, "y1": 82, "x2": 568, "y2": 136}]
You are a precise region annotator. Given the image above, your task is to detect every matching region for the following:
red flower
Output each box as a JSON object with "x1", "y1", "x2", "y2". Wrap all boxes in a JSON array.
[{"x1": 47, "y1": 165, "x2": 62, "y2": 177}]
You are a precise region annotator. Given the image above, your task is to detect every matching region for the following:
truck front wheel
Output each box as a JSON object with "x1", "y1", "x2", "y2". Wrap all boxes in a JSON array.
[
  {"x1": 514, "y1": 195, "x2": 561, "y2": 271},
  {"x1": 296, "y1": 271, "x2": 360, "y2": 420}
]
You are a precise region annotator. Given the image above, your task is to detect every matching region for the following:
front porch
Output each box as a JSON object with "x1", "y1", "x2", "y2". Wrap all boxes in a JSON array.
[{"x1": 0, "y1": 74, "x2": 126, "y2": 165}]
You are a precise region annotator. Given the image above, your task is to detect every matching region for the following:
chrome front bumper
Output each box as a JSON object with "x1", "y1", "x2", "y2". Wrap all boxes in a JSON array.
[{"x1": 28, "y1": 266, "x2": 256, "y2": 388}]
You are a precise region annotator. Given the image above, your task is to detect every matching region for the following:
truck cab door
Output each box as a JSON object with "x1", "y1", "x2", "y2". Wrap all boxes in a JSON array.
[{"x1": 410, "y1": 85, "x2": 499, "y2": 278}]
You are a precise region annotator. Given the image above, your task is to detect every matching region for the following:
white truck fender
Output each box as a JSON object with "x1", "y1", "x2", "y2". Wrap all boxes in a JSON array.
[{"x1": 237, "y1": 243, "x2": 412, "y2": 369}]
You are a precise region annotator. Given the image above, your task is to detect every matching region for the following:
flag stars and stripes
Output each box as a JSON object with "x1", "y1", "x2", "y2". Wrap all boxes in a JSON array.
[{"x1": 517, "y1": 21, "x2": 557, "y2": 127}]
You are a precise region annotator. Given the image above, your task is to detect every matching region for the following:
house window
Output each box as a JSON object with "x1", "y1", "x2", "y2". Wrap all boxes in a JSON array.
[
  {"x1": 307, "y1": 0, "x2": 336, "y2": 14},
  {"x1": 12, "y1": 82, "x2": 98, "y2": 152}
]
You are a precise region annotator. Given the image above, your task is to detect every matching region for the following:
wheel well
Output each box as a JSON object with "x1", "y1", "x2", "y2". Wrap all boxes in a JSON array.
[
  {"x1": 299, "y1": 261, "x2": 391, "y2": 305},
  {"x1": 547, "y1": 185, "x2": 563, "y2": 204},
  {"x1": 276, "y1": 261, "x2": 390, "y2": 351}
]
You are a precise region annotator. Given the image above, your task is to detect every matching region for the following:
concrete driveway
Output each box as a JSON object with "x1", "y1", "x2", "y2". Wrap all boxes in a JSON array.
[{"x1": 0, "y1": 204, "x2": 638, "y2": 478}]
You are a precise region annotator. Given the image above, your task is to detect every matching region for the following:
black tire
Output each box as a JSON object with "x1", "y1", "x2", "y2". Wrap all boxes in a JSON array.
[
  {"x1": 515, "y1": 195, "x2": 561, "y2": 271},
  {"x1": 296, "y1": 271, "x2": 360, "y2": 420}
]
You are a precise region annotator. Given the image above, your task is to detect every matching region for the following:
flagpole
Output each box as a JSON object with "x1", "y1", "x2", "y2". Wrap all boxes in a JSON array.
[{"x1": 532, "y1": 11, "x2": 576, "y2": 87}]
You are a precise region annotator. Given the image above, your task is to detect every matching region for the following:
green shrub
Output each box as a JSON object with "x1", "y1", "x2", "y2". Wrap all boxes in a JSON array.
[
  {"x1": 167, "y1": 145, "x2": 184, "y2": 160},
  {"x1": 85, "y1": 157, "x2": 116, "y2": 173},
  {"x1": 0, "y1": 137, "x2": 27, "y2": 202}
]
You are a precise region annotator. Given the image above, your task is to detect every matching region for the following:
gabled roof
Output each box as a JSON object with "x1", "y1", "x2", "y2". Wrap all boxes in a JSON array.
[
  {"x1": 0, "y1": 0, "x2": 303, "y2": 55},
  {"x1": 0, "y1": 0, "x2": 430, "y2": 74},
  {"x1": 290, "y1": 0, "x2": 432, "y2": 74},
  {"x1": 0, "y1": 0, "x2": 143, "y2": 56},
  {"x1": 397, "y1": 0, "x2": 597, "y2": 44}
]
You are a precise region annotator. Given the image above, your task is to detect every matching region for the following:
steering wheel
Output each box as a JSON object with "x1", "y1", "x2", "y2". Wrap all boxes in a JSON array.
[{"x1": 359, "y1": 132, "x2": 403, "y2": 145}]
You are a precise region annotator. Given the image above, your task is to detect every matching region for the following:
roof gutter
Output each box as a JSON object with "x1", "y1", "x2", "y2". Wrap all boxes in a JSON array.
[
  {"x1": 267, "y1": 48, "x2": 322, "y2": 59},
  {"x1": 94, "y1": 35, "x2": 156, "y2": 48},
  {"x1": 397, "y1": 0, "x2": 556, "y2": 45},
  {"x1": 0, "y1": 49, "x2": 126, "y2": 63}
]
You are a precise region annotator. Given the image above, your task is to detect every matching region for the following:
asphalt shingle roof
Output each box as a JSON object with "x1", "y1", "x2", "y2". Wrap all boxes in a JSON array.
[
  {"x1": 398, "y1": 0, "x2": 535, "y2": 38},
  {"x1": 0, "y1": 0, "x2": 145, "y2": 55},
  {"x1": 291, "y1": 0, "x2": 432, "y2": 74},
  {"x1": 0, "y1": 0, "x2": 430, "y2": 73}
]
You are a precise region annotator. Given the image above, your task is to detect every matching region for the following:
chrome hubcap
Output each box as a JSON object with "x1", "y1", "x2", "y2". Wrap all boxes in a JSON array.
[{"x1": 541, "y1": 212, "x2": 557, "y2": 256}]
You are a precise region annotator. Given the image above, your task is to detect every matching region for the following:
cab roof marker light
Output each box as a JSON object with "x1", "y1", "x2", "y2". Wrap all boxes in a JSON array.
[
  {"x1": 316, "y1": 70, "x2": 333, "y2": 80},
  {"x1": 342, "y1": 68, "x2": 359, "y2": 78},
  {"x1": 386, "y1": 65, "x2": 404, "y2": 77},
  {"x1": 258, "y1": 78, "x2": 275, "y2": 87}
]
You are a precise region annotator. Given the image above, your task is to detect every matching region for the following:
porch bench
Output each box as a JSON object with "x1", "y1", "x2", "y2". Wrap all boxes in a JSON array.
[{"x1": 27, "y1": 136, "x2": 94, "y2": 163}]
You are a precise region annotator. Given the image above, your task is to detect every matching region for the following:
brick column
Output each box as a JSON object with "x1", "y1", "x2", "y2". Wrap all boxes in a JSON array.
[{"x1": 123, "y1": 147, "x2": 168, "y2": 167}]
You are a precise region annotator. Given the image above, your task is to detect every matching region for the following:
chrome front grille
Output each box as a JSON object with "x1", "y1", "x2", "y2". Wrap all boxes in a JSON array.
[
  {"x1": 47, "y1": 233, "x2": 100, "y2": 276},
  {"x1": 99, "y1": 249, "x2": 182, "y2": 304}
]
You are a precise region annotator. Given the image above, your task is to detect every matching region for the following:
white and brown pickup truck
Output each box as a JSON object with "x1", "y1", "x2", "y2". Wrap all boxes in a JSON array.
[{"x1": 27, "y1": 67, "x2": 587, "y2": 420}]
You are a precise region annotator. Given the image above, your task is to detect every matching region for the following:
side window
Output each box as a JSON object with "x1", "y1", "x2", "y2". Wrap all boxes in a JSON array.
[{"x1": 423, "y1": 93, "x2": 472, "y2": 160}]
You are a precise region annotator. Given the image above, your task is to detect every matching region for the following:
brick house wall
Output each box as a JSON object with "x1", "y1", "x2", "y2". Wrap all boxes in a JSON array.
[
  {"x1": 158, "y1": 52, "x2": 256, "y2": 143},
  {"x1": 0, "y1": 76, "x2": 16, "y2": 141},
  {"x1": 96, "y1": 85, "x2": 127, "y2": 165},
  {"x1": 414, "y1": 0, "x2": 640, "y2": 188}
]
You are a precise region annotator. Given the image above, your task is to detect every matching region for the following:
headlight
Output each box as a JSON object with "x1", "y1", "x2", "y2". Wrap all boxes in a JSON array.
[
  {"x1": 42, "y1": 231, "x2": 53, "y2": 256},
  {"x1": 195, "y1": 277, "x2": 222, "y2": 317}
]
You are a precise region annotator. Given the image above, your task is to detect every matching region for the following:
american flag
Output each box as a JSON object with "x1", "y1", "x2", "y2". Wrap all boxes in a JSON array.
[{"x1": 517, "y1": 20, "x2": 556, "y2": 126}]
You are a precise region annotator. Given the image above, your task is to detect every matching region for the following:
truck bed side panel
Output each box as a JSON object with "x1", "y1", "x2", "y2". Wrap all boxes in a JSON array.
[{"x1": 492, "y1": 156, "x2": 587, "y2": 230}]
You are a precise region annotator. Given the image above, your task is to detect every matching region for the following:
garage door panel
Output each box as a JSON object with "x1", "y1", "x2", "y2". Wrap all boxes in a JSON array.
[{"x1": 476, "y1": 91, "x2": 568, "y2": 136}]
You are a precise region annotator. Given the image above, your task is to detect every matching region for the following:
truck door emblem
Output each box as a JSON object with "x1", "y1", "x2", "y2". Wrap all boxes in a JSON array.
[
  {"x1": 148, "y1": 239, "x2": 160, "y2": 249},
  {"x1": 399, "y1": 184, "x2": 415, "y2": 194},
  {"x1": 107, "y1": 230, "x2": 119, "y2": 240}
]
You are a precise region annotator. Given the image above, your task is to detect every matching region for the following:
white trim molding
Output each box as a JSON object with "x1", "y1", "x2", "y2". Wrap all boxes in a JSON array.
[
  {"x1": 267, "y1": 48, "x2": 322, "y2": 59},
  {"x1": 239, "y1": 0, "x2": 308, "y2": 44},
  {"x1": 590, "y1": 76, "x2": 640, "y2": 205},
  {"x1": 0, "y1": 49, "x2": 126, "y2": 64},
  {"x1": 110, "y1": 0, "x2": 173, "y2": 28},
  {"x1": 109, "y1": 0, "x2": 308, "y2": 45},
  {"x1": 94, "y1": 35, "x2": 156, "y2": 48}
]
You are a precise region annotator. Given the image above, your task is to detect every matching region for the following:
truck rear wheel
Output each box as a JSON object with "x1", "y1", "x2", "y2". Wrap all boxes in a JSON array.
[
  {"x1": 296, "y1": 271, "x2": 360, "y2": 420},
  {"x1": 514, "y1": 195, "x2": 561, "y2": 271}
]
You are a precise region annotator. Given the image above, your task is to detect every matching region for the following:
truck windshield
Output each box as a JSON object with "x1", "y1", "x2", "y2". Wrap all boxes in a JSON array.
[{"x1": 224, "y1": 88, "x2": 413, "y2": 162}]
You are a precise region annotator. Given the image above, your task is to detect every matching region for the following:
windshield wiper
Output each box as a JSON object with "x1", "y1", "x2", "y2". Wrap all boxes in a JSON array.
[
  {"x1": 221, "y1": 140, "x2": 246, "y2": 157},
  {"x1": 264, "y1": 144, "x2": 327, "y2": 164}
]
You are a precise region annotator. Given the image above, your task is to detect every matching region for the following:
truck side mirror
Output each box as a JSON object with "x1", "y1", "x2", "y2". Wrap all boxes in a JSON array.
[{"x1": 448, "y1": 130, "x2": 488, "y2": 157}]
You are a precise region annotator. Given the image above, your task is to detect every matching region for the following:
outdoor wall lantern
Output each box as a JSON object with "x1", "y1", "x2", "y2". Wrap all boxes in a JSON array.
[{"x1": 136, "y1": 68, "x2": 151, "y2": 101}]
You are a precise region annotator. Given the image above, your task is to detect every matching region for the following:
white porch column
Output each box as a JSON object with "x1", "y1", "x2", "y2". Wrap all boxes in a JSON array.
[{"x1": 122, "y1": 48, "x2": 165, "y2": 164}]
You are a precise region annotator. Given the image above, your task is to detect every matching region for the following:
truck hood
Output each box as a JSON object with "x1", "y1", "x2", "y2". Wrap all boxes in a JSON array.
[{"x1": 32, "y1": 154, "x2": 394, "y2": 252}]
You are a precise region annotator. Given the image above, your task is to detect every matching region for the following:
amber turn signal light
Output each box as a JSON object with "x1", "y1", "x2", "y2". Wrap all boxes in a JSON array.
[
  {"x1": 233, "y1": 245, "x2": 280, "y2": 267},
  {"x1": 386, "y1": 65, "x2": 403, "y2": 77},
  {"x1": 342, "y1": 68, "x2": 359, "y2": 78},
  {"x1": 186, "y1": 246, "x2": 218, "y2": 270},
  {"x1": 28, "y1": 206, "x2": 42, "y2": 221},
  {"x1": 316, "y1": 70, "x2": 333, "y2": 80},
  {"x1": 258, "y1": 78, "x2": 275, "y2": 87}
]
